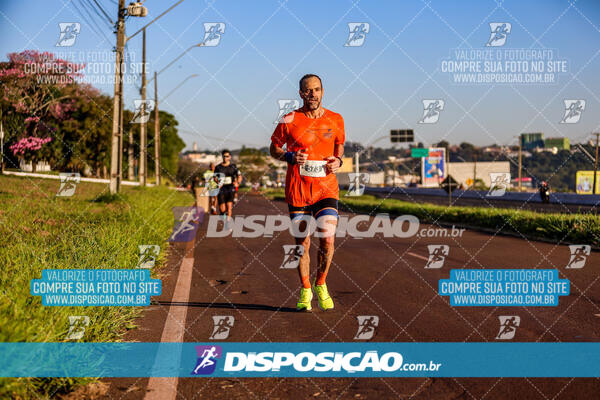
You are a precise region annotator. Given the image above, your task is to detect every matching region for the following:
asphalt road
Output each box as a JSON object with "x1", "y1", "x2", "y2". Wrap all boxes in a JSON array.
[{"x1": 101, "y1": 193, "x2": 600, "y2": 400}]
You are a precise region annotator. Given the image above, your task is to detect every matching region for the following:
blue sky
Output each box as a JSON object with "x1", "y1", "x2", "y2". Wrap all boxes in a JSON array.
[{"x1": 1, "y1": 0, "x2": 599, "y2": 151}]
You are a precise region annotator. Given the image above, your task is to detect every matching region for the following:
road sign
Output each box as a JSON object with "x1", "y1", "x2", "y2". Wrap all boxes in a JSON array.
[
  {"x1": 411, "y1": 148, "x2": 429, "y2": 157},
  {"x1": 441, "y1": 175, "x2": 459, "y2": 194},
  {"x1": 390, "y1": 129, "x2": 414, "y2": 143}
]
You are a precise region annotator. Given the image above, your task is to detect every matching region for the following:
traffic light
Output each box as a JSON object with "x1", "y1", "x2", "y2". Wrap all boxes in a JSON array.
[{"x1": 390, "y1": 129, "x2": 414, "y2": 143}]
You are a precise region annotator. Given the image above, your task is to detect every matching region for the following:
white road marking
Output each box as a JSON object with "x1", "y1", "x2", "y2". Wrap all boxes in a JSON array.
[{"x1": 145, "y1": 246, "x2": 195, "y2": 400}]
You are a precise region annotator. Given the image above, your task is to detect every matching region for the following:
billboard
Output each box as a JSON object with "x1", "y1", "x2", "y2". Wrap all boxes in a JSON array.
[
  {"x1": 421, "y1": 147, "x2": 446, "y2": 187},
  {"x1": 575, "y1": 171, "x2": 600, "y2": 194}
]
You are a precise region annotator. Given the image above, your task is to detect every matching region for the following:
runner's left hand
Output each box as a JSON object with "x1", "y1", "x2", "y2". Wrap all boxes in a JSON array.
[{"x1": 325, "y1": 156, "x2": 341, "y2": 174}]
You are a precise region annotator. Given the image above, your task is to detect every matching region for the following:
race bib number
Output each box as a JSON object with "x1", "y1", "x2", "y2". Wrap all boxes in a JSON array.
[
  {"x1": 299, "y1": 160, "x2": 327, "y2": 178},
  {"x1": 222, "y1": 176, "x2": 233, "y2": 185}
]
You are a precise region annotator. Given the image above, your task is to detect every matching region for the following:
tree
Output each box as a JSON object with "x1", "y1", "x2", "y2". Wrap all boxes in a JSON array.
[
  {"x1": 435, "y1": 140, "x2": 449, "y2": 149},
  {"x1": 9, "y1": 136, "x2": 52, "y2": 172},
  {"x1": 0, "y1": 50, "x2": 84, "y2": 138},
  {"x1": 128, "y1": 109, "x2": 186, "y2": 182}
]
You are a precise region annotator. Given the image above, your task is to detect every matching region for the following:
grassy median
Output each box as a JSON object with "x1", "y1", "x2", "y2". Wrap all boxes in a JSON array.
[
  {"x1": 264, "y1": 189, "x2": 599, "y2": 247},
  {"x1": 0, "y1": 175, "x2": 192, "y2": 399}
]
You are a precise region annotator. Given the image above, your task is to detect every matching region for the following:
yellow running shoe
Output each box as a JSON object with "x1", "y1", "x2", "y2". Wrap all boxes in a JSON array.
[
  {"x1": 313, "y1": 281, "x2": 334, "y2": 311},
  {"x1": 296, "y1": 287, "x2": 313, "y2": 311}
]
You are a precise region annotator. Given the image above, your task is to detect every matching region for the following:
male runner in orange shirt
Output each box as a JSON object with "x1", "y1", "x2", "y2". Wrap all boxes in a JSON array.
[{"x1": 270, "y1": 74, "x2": 345, "y2": 311}]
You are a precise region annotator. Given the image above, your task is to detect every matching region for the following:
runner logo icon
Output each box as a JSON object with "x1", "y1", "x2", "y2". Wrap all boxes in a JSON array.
[
  {"x1": 425, "y1": 245, "x2": 449, "y2": 269},
  {"x1": 496, "y1": 316, "x2": 520, "y2": 340},
  {"x1": 280, "y1": 245, "x2": 304, "y2": 269},
  {"x1": 192, "y1": 345, "x2": 222, "y2": 375},
  {"x1": 560, "y1": 100, "x2": 585, "y2": 124},
  {"x1": 201, "y1": 23, "x2": 225, "y2": 46},
  {"x1": 275, "y1": 99, "x2": 300, "y2": 123},
  {"x1": 345, "y1": 23, "x2": 370, "y2": 47},
  {"x1": 346, "y1": 173, "x2": 370, "y2": 196},
  {"x1": 487, "y1": 172, "x2": 510, "y2": 197},
  {"x1": 566, "y1": 245, "x2": 590, "y2": 269},
  {"x1": 130, "y1": 99, "x2": 155, "y2": 124},
  {"x1": 354, "y1": 315, "x2": 379, "y2": 340},
  {"x1": 203, "y1": 172, "x2": 225, "y2": 196},
  {"x1": 56, "y1": 23, "x2": 81, "y2": 47},
  {"x1": 419, "y1": 100, "x2": 444, "y2": 124},
  {"x1": 56, "y1": 172, "x2": 80, "y2": 197},
  {"x1": 485, "y1": 22, "x2": 511, "y2": 47},
  {"x1": 137, "y1": 245, "x2": 160, "y2": 269},
  {"x1": 210, "y1": 316, "x2": 234, "y2": 340},
  {"x1": 169, "y1": 207, "x2": 203, "y2": 242},
  {"x1": 66, "y1": 315, "x2": 89, "y2": 340}
]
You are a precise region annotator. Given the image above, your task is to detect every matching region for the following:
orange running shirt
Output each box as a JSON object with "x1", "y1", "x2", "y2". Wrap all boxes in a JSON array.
[{"x1": 271, "y1": 108, "x2": 345, "y2": 207}]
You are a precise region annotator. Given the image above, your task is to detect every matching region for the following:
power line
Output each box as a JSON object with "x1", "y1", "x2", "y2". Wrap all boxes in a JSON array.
[
  {"x1": 70, "y1": 0, "x2": 105, "y2": 39},
  {"x1": 90, "y1": 0, "x2": 114, "y2": 25},
  {"x1": 83, "y1": 0, "x2": 113, "y2": 29},
  {"x1": 178, "y1": 128, "x2": 265, "y2": 148},
  {"x1": 76, "y1": 0, "x2": 112, "y2": 44}
]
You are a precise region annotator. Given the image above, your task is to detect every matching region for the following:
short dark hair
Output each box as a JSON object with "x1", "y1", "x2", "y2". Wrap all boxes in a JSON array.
[
  {"x1": 299, "y1": 74, "x2": 322, "y2": 90},
  {"x1": 222, "y1": 149, "x2": 230, "y2": 156}
]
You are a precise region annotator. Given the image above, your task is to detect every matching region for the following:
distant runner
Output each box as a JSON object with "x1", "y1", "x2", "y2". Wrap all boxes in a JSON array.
[
  {"x1": 214, "y1": 150, "x2": 242, "y2": 217},
  {"x1": 270, "y1": 74, "x2": 345, "y2": 311},
  {"x1": 203, "y1": 162, "x2": 218, "y2": 215}
]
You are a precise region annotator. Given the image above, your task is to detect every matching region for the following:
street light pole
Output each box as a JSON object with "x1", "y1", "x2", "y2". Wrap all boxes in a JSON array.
[
  {"x1": 154, "y1": 71, "x2": 160, "y2": 185},
  {"x1": 473, "y1": 153, "x2": 477, "y2": 189},
  {"x1": 447, "y1": 146, "x2": 451, "y2": 207},
  {"x1": 593, "y1": 133, "x2": 599, "y2": 195},
  {"x1": 0, "y1": 106, "x2": 4, "y2": 174},
  {"x1": 109, "y1": 0, "x2": 185, "y2": 193},
  {"x1": 518, "y1": 141, "x2": 522, "y2": 192},
  {"x1": 109, "y1": 0, "x2": 126, "y2": 194},
  {"x1": 161, "y1": 74, "x2": 198, "y2": 102},
  {"x1": 139, "y1": 27, "x2": 147, "y2": 187}
]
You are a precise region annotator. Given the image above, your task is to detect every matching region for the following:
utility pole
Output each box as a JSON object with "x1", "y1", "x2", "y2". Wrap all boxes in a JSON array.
[
  {"x1": 119, "y1": 82, "x2": 124, "y2": 182},
  {"x1": 447, "y1": 146, "x2": 451, "y2": 206},
  {"x1": 154, "y1": 71, "x2": 160, "y2": 185},
  {"x1": 354, "y1": 152, "x2": 359, "y2": 195},
  {"x1": 593, "y1": 133, "x2": 599, "y2": 195},
  {"x1": 139, "y1": 27, "x2": 147, "y2": 186},
  {"x1": 473, "y1": 153, "x2": 477, "y2": 189},
  {"x1": 127, "y1": 127, "x2": 134, "y2": 180},
  {"x1": 109, "y1": 0, "x2": 126, "y2": 194},
  {"x1": 0, "y1": 107, "x2": 4, "y2": 174},
  {"x1": 518, "y1": 139, "x2": 522, "y2": 192}
]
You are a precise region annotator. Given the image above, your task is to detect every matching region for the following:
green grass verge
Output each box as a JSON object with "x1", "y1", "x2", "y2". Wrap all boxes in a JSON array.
[
  {"x1": 0, "y1": 175, "x2": 192, "y2": 399},
  {"x1": 264, "y1": 189, "x2": 599, "y2": 247}
]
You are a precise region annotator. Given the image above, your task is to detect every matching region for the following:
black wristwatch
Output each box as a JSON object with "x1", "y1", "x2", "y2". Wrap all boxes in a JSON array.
[{"x1": 335, "y1": 156, "x2": 343, "y2": 167}]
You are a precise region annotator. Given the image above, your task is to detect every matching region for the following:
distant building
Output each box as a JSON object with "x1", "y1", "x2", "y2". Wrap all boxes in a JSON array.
[
  {"x1": 544, "y1": 137, "x2": 570, "y2": 151},
  {"x1": 447, "y1": 161, "x2": 510, "y2": 188},
  {"x1": 337, "y1": 171, "x2": 417, "y2": 187},
  {"x1": 181, "y1": 152, "x2": 220, "y2": 165},
  {"x1": 521, "y1": 132, "x2": 544, "y2": 151},
  {"x1": 520, "y1": 133, "x2": 570, "y2": 152}
]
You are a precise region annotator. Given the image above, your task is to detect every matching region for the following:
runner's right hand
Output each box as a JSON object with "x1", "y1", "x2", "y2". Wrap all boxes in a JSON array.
[{"x1": 295, "y1": 149, "x2": 308, "y2": 165}]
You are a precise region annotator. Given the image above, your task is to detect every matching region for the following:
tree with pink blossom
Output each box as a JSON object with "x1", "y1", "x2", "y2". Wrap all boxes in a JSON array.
[
  {"x1": 0, "y1": 50, "x2": 85, "y2": 138},
  {"x1": 9, "y1": 136, "x2": 53, "y2": 172}
]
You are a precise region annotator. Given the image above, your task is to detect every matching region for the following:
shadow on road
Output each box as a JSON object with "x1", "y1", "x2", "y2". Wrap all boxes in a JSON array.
[{"x1": 152, "y1": 300, "x2": 297, "y2": 313}]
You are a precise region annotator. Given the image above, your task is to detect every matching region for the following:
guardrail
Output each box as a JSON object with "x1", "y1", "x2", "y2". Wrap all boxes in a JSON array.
[
  {"x1": 2, "y1": 171, "x2": 152, "y2": 186},
  {"x1": 361, "y1": 186, "x2": 600, "y2": 206}
]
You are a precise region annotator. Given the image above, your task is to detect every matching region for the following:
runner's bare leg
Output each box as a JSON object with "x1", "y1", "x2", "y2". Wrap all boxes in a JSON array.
[
  {"x1": 294, "y1": 219, "x2": 311, "y2": 287},
  {"x1": 316, "y1": 217, "x2": 338, "y2": 283}
]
